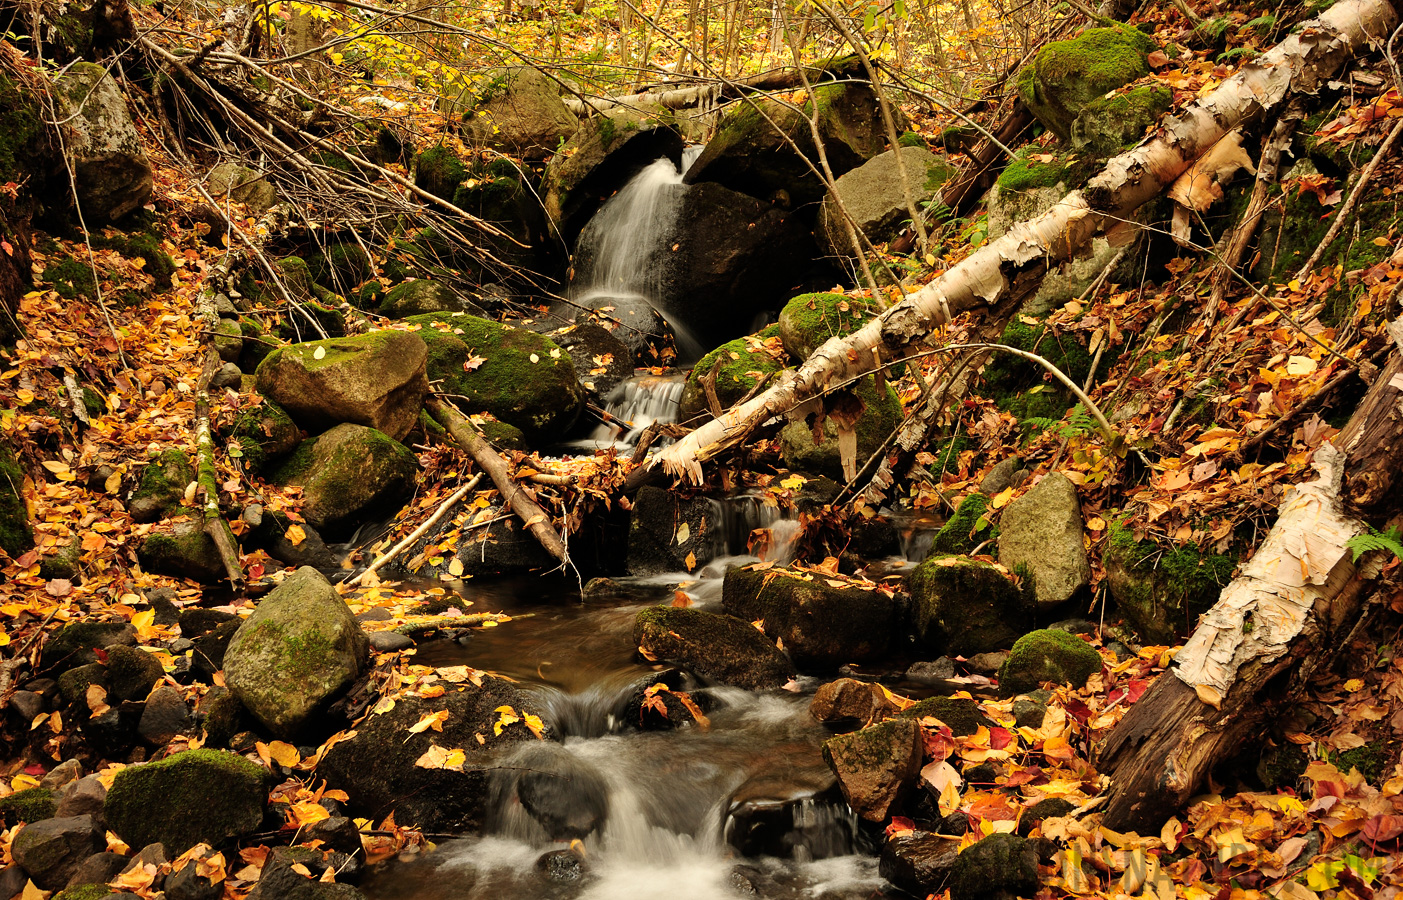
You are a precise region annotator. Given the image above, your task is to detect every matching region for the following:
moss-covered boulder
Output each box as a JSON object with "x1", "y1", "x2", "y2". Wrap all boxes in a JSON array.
[
  {"x1": 412, "y1": 144, "x2": 467, "y2": 201},
  {"x1": 224, "y1": 567, "x2": 368, "y2": 737},
  {"x1": 318, "y1": 676, "x2": 545, "y2": 831},
  {"x1": 451, "y1": 67, "x2": 579, "y2": 161},
  {"x1": 1071, "y1": 84, "x2": 1172, "y2": 156},
  {"x1": 721, "y1": 564, "x2": 894, "y2": 671},
  {"x1": 997, "y1": 628, "x2": 1102, "y2": 696},
  {"x1": 127, "y1": 448, "x2": 195, "y2": 524},
  {"x1": 908, "y1": 555, "x2": 1034, "y2": 656},
  {"x1": 931, "y1": 494, "x2": 993, "y2": 555},
  {"x1": 634, "y1": 606, "x2": 795, "y2": 690},
  {"x1": 1016, "y1": 26, "x2": 1154, "y2": 141},
  {"x1": 895, "y1": 696, "x2": 994, "y2": 736},
  {"x1": 779, "y1": 376, "x2": 902, "y2": 482},
  {"x1": 0, "y1": 787, "x2": 57, "y2": 826},
  {"x1": 377, "y1": 279, "x2": 483, "y2": 319},
  {"x1": 208, "y1": 161, "x2": 277, "y2": 211},
  {"x1": 104, "y1": 749, "x2": 269, "y2": 854},
  {"x1": 217, "y1": 399, "x2": 300, "y2": 477},
  {"x1": 949, "y1": 832, "x2": 1039, "y2": 900},
  {"x1": 1104, "y1": 520, "x2": 1237, "y2": 643},
  {"x1": 822, "y1": 717, "x2": 922, "y2": 822},
  {"x1": 255, "y1": 330, "x2": 429, "y2": 442},
  {"x1": 997, "y1": 472, "x2": 1090, "y2": 610},
  {"x1": 405, "y1": 313, "x2": 584, "y2": 442},
  {"x1": 0, "y1": 441, "x2": 33, "y2": 558},
  {"x1": 817, "y1": 146, "x2": 954, "y2": 260},
  {"x1": 269, "y1": 424, "x2": 417, "y2": 537},
  {"x1": 777, "y1": 292, "x2": 877, "y2": 361},
  {"x1": 136, "y1": 517, "x2": 225, "y2": 583},
  {"x1": 307, "y1": 243, "x2": 372, "y2": 293},
  {"x1": 452, "y1": 169, "x2": 556, "y2": 277},
  {"x1": 53, "y1": 63, "x2": 152, "y2": 222},
  {"x1": 41, "y1": 622, "x2": 136, "y2": 673},
  {"x1": 678, "y1": 327, "x2": 790, "y2": 420}
]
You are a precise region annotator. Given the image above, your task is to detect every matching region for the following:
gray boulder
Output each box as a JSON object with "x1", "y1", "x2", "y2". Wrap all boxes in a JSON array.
[
  {"x1": 208, "y1": 162, "x2": 277, "y2": 211},
  {"x1": 452, "y1": 67, "x2": 579, "y2": 161},
  {"x1": 11, "y1": 815, "x2": 100, "y2": 890},
  {"x1": 224, "y1": 567, "x2": 369, "y2": 737},
  {"x1": 988, "y1": 181, "x2": 1122, "y2": 316},
  {"x1": 255, "y1": 331, "x2": 430, "y2": 441},
  {"x1": 269, "y1": 424, "x2": 417, "y2": 537},
  {"x1": 817, "y1": 147, "x2": 955, "y2": 259},
  {"x1": 136, "y1": 519, "x2": 225, "y2": 584},
  {"x1": 53, "y1": 64, "x2": 152, "y2": 222},
  {"x1": 721, "y1": 565, "x2": 893, "y2": 670},
  {"x1": 634, "y1": 607, "x2": 794, "y2": 690},
  {"x1": 138, "y1": 685, "x2": 192, "y2": 745},
  {"x1": 997, "y1": 472, "x2": 1089, "y2": 609}
]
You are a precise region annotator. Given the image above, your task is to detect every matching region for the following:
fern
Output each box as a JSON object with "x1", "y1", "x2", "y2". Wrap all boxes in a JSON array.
[
  {"x1": 1346, "y1": 526, "x2": 1403, "y2": 563},
  {"x1": 1024, "y1": 405, "x2": 1097, "y2": 442}
]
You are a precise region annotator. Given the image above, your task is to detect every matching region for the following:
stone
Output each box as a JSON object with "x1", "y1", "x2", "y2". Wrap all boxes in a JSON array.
[
  {"x1": 103, "y1": 750, "x2": 268, "y2": 855},
  {"x1": 103, "y1": 646, "x2": 163, "y2": 702},
  {"x1": 1103, "y1": 519, "x2": 1237, "y2": 643},
  {"x1": 626, "y1": 486, "x2": 718, "y2": 576},
  {"x1": 136, "y1": 520, "x2": 225, "y2": 584},
  {"x1": 166, "y1": 851, "x2": 224, "y2": 900},
  {"x1": 209, "y1": 363, "x2": 242, "y2": 391},
  {"x1": 821, "y1": 718, "x2": 922, "y2": 822},
  {"x1": 550, "y1": 322, "x2": 634, "y2": 396},
  {"x1": 621, "y1": 670, "x2": 709, "y2": 731},
  {"x1": 254, "y1": 331, "x2": 430, "y2": 442},
  {"x1": 779, "y1": 376, "x2": 902, "y2": 482},
  {"x1": 412, "y1": 145, "x2": 467, "y2": 201},
  {"x1": 208, "y1": 162, "x2": 277, "y2": 211},
  {"x1": 904, "y1": 658, "x2": 956, "y2": 684},
  {"x1": 214, "y1": 319, "x2": 243, "y2": 362},
  {"x1": 246, "y1": 847, "x2": 364, "y2": 900},
  {"x1": 10, "y1": 816, "x2": 100, "y2": 890},
  {"x1": 65, "y1": 852, "x2": 128, "y2": 889},
  {"x1": 633, "y1": 607, "x2": 794, "y2": 690},
  {"x1": 948, "y1": 832, "x2": 1039, "y2": 900},
  {"x1": 0, "y1": 442, "x2": 33, "y2": 558},
  {"x1": 0, "y1": 788, "x2": 57, "y2": 826},
  {"x1": 997, "y1": 472, "x2": 1090, "y2": 609},
  {"x1": 54, "y1": 777, "x2": 106, "y2": 825},
  {"x1": 535, "y1": 848, "x2": 588, "y2": 883},
  {"x1": 453, "y1": 67, "x2": 579, "y2": 161},
  {"x1": 451, "y1": 169, "x2": 558, "y2": 279},
  {"x1": 880, "y1": 831, "x2": 960, "y2": 897},
  {"x1": 907, "y1": 555, "x2": 1035, "y2": 656},
  {"x1": 127, "y1": 450, "x2": 195, "y2": 524},
  {"x1": 269, "y1": 425, "x2": 417, "y2": 538},
  {"x1": 817, "y1": 147, "x2": 955, "y2": 260},
  {"x1": 967, "y1": 651, "x2": 1009, "y2": 675},
  {"x1": 1018, "y1": 797, "x2": 1075, "y2": 836},
  {"x1": 376, "y1": 280, "x2": 483, "y2": 319},
  {"x1": 137, "y1": 686, "x2": 192, "y2": 745},
  {"x1": 1016, "y1": 27, "x2": 1154, "y2": 141},
  {"x1": 724, "y1": 766, "x2": 849, "y2": 860},
  {"x1": 810, "y1": 678, "x2": 900, "y2": 729},
  {"x1": 366, "y1": 631, "x2": 412, "y2": 654},
  {"x1": 777, "y1": 293, "x2": 876, "y2": 361},
  {"x1": 318, "y1": 677, "x2": 545, "y2": 832},
  {"x1": 224, "y1": 567, "x2": 369, "y2": 737},
  {"x1": 979, "y1": 457, "x2": 1022, "y2": 496},
  {"x1": 41, "y1": 623, "x2": 136, "y2": 674},
  {"x1": 398, "y1": 500, "x2": 557, "y2": 580},
  {"x1": 721, "y1": 565, "x2": 894, "y2": 670},
  {"x1": 1071, "y1": 84, "x2": 1172, "y2": 156},
  {"x1": 509, "y1": 743, "x2": 610, "y2": 840},
  {"x1": 997, "y1": 629, "x2": 1103, "y2": 697},
  {"x1": 9, "y1": 690, "x2": 45, "y2": 721},
  {"x1": 404, "y1": 313, "x2": 584, "y2": 443},
  {"x1": 555, "y1": 295, "x2": 674, "y2": 367},
  {"x1": 52, "y1": 64, "x2": 152, "y2": 223},
  {"x1": 302, "y1": 817, "x2": 363, "y2": 857},
  {"x1": 678, "y1": 326, "x2": 790, "y2": 421},
  {"x1": 40, "y1": 761, "x2": 83, "y2": 792},
  {"x1": 215, "y1": 399, "x2": 301, "y2": 477},
  {"x1": 0, "y1": 866, "x2": 27, "y2": 900},
  {"x1": 895, "y1": 697, "x2": 992, "y2": 736}
]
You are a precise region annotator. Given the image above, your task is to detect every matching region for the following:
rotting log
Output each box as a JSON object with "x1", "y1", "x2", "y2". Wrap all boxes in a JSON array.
[
  {"x1": 425, "y1": 397, "x2": 569, "y2": 567},
  {"x1": 1096, "y1": 320, "x2": 1403, "y2": 833},
  {"x1": 626, "y1": 0, "x2": 1399, "y2": 491}
]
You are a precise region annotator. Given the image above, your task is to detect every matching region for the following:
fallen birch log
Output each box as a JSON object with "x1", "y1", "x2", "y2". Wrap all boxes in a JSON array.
[
  {"x1": 560, "y1": 57, "x2": 865, "y2": 115},
  {"x1": 626, "y1": 0, "x2": 1398, "y2": 490}
]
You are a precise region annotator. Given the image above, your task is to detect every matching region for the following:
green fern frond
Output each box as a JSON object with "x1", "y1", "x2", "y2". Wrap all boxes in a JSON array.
[{"x1": 1345, "y1": 526, "x2": 1403, "y2": 563}]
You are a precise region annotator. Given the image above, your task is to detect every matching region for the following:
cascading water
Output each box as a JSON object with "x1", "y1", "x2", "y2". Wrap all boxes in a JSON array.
[{"x1": 569, "y1": 373, "x2": 686, "y2": 451}]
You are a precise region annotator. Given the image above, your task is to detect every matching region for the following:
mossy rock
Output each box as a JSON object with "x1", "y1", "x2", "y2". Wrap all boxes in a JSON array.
[
  {"x1": 997, "y1": 628, "x2": 1102, "y2": 696},
  {"x1": 214, "y1": 318, "x2": 243, "y2": 362},
  {"x1": 136, "y1": 519, "x2": 226, "y2": 584},
  {"x1": 268, "y1": 425, "x2": 418, "y2": 537},
  {"x1": 476, "y1": 419, "x2": 526, "y2": 450},
  {"x1": 0, "y1": 787, "x2": 57, "y2": 826},
  {"x1": 0, "y1": 441, "x2": 33, "y2": 558},
  {"x1": 455, "y1": 67, "x2": 579, "y2": 161},
  {"x1": 42, "y1": 257, "x2": 97, "y2": 301},
  {"x1": 995, "y1": 146, "x2": 1084, "y2": 195},
  {"x1": 0, "y1": 67, "x2": 58, "y2": 190},
  {"x1": 1329, "y1": 739, "x2": 1396, "y2": 785},
  {"x1": 93, "y1": 233, "x2": 175, "y2": 290},
  {"x1": 307, "y1": 244, "x2": 372, "y2": 292},
  {"x1": 413, "y1": 144, "x2": 467, "y2": 200},
  {"x1": 58, "y1": 662, "x2": 109, "y2": 707},
  {"x1": 634, "y1": 606, "x2": 794, "y2": 690},
  {"x1": 908, "y1": 555, "x2": 1034, "y2": 656},
  {"x1": 377, "y1": 279, "x2": 482, "y2": 319},
  {"x1": 980, "y1": 316, "x2": 1100, "y2": 428},
  {"x1": 779, "y1": 376, "x2": 902, "y2": 482},
  {"x1": 678, "y1": 326, "x2": 790, "y2": 420},
  {"x1": 53, "y1": 884, "x2": 114, "y2": 900},
  {"x1": 1016, "y1": 26, "x2": 1155, "y2": 141},
  {"x1": 949, "y1": 832, "x2": 1039, "y2": 900},
  {"x1": 103, "y1": 644, "x2": 164, "y2": 702},
  {"x1": 104, "y1": 749, "x2": 270, "y2": 854},
  {"x1": 1104, "y1": 519, "x2": 1238, "y2": 643},
  {"x1": 1070, "y1": 84, "x2": 1172, "y2": 156},
  {"x1": 38, "y1": 538, "x2": 81, "y2": 581},
  {"x1": 217, "y1": 399, "x2": 301, "y2": 476},
  {"x1": 777, "y1": 292, "x2": 877, "y2": 360},
  {"x1": 931, "y1": 494, "x2": 994, "y2": 555},
  {"x1": 894, "y1": 696, "x2": 993, "y2": 736},
  {"x1": 821, "y1": 717, "x2": 923, "y2": 822},
  {"x1": 405, "y1": 313, "x2": 584, "y2": 443},
  {"x1": 42, "y1": 622, "x2": 136, "y2": 673}
]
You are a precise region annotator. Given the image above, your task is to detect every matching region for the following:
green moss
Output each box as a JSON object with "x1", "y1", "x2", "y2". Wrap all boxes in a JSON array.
[
  {"x1": 414, "y1": 144, "x2": 468, "y2": 200},
  {"x1": 777, "y1": 292, "x2": 876, "y2": 359},
  {"x1": 104, "y1": 748, "x2": 269, "y2": 854},
  {"x1": 925, "y1": 159, "x2": 958, "y2": 193},
  {"x1": 894, "y1": 696, "x2": 992, "y2": 736},
  {"x1": 132, "y1": 449, "x2": 194, "y2": 516},
  {"x1": 931, "y1": 494, "x2": 993, "y2": 555},
  {"x1": 1018, "y1": 26, "x2": 1154, "y2": 140},
  {"x1": 0, "y1": 787, "x2": 57, "y2": 825},
  {"x1": 54, "y1": 883, "x2": 112, "y2": 900},
  {"x1": 926, "y1": 433, "x2": 968, "y2": 478},
  {"x1": 981, "y1": 316, "x2": 1105, "y2": 432},
  {"x1": 1104, "y1": 518, "x2": 1238, "y2": 642},
  {"x1": 58, "y1": 662, "x2": 109, "y2": 705},
  {"x1": 0, "y1": 441, "x2": 33, "y2": 558},
  {"x1": 308, "y1": 243, "x2": 372, "y2": 291},
  {"x1": 1330, "y1": 740, "x2": 1395, "y2": 785},
  {"x1": 42, "y1": 257, "x2": 97, "y2": 300},
  {"x1": 38, "y1": 537, "x2": 81, "y2": 580},
  {"x1": 222, "y1": 399, "x2": 299, "y2": 475},
  {"x1": 93, "y1": 233, "x2": 175, "y2": 290},
  {"x1": 679, "y1": 326, "x2": 790, "y2": 419},
  {"x1": 1071, "y1": 84, "x2": 1172, "y2": 155},
  {"x1": 0, "y1": 72, "x2": 53, "y2": 187},
  {"x1": 779, "y1": 375, "x2": 903, "y2": 481},
  {"x1": 898, "y1": 130, "x2": 924, "y2": 148},
  {"x1": 997, "y1": 628, "x2": 1102, "y2": 696},
  {"x1": 1256, "y1": 742, "x2": 1308, "y2": 789},
  {"x1": 477, "y1": 419, "x2": 526, "y2": 450}
]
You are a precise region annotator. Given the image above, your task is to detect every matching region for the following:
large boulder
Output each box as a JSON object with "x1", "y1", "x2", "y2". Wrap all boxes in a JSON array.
[
  {"x1": 0, "y1": 441, "x2": 34, "y2": 558},
  {"x1": 821, "y1": 717, "x2": 922, "y2": 822},
  {"x1": 678, "y1": 326, "x2": 790, "y2": 421},
  {"x1": 269, "y1": 425, "x2": 417, "y2": 537},
  {"x1": 777, "y1": 292, "x2": 876, "y2": 361},
  {"x1": 1103, "y1": 520, "x2": 1237, "y2": 643},
  {"x1": 317, "y1": 677, "x2": 546, "y2": 832},
  {"x1": 779, "y1": 376, "x2": 902, "y2": 482},
  {"x1": 453, "y1": 67, "x2": 579, "y2": 161},
  {"x1": 223, "y1": 566, "x2": 370, "y2": 737},
  {"x1": 137, "y1": 519, "x2": 226, "y2": 584},
  {"x1": 255, "y1": 331, "x2": 429, "y2": 441},
  {"x1": 377, "y1": 279, "x2": 483, "y2": 319},
  {"x1": 626, "y1": 486, "x2": 719, "y2": 576},
  {"x1": 907, "y1": 555, "x2": 1035, "y2": 656},
  {"x1": 685, "y1": 82, "x2": 894, "y2": 206},
  {"x1": 1016, "y1": 26, "x2": 1154, "y2": 141},
  {"x1": 721, "y1": 565, "x2": 894, "y2": 671},
  {"x1": 103, "y1": 750, "x2": 268, "y2": 854},
  {"x1": 997, "y1": 628, "x2": 1102, "y2": 697},
  {"x1": 949, "y1": 833, "x2": 1039, "y2": 900},
  {"x1": 817, "y1": 147, "x2": 955, "y2": 259},
  {"x1": 633, "y1": 607, "x2": 794, "y2": 690},
  {"x1": 10, "y1": 815, "x2": 100, "y2": 890},
  {"x1": 1070, "y1": 84, "x2": 1172, "y2": 156},
  {"x1": 997, "y1": 472, "x2": 1089, "y2": 610},
  {"x1": 52, "y1": 63, "x2": 152, "y2": 223},
  {"x1": 405, "y1": 313, "x2": 584, "y2": 442},
  {"x1": 451, "y1": 167, "x2": 558, "y2": 278},
  {"x1": 215, "y1": 400, "x2": 301, "y2": 477}
]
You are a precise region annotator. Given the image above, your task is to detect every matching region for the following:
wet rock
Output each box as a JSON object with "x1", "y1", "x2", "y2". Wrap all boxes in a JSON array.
[
  {"x1": 214, "y1": 399, "x2": 301, "y2": 477},
  {"x1": 810, "y1": 678, "x2": 900, "y2": 730},
  {"x1": 997, "y1": 629, "x2": 1102, "y2": 697},
  {"x1": 896, "y1": 697, "x2": 992, "y2": 737},
  {"x1": 52, "y1": 64, "x2": 152, "y2": 223},
  {"x1": 908, "y1": 555, "x2": 1034, "y2": 656},
  {"x1": 817, "y1": 147, "x2": 954, "y2": 260},
  {"x1": 54, "y1": 777, "x2": 106, "y2": 825},
  {"x1": 721, "y1": 565, "x2": 894, "y2": 670},
  {"x1": 255, "y1": 331, "x2": 429, "y2": 442},
  {"x1": 404, "y1": 313, "x2": 584, "y2": 443},
  {"x1": 138, "y1": 686, "x2": 192, "y2": 745},
  {"x1": 318, "y1": 676, "x2": 545, "y2": 832},
  {"x1": 65, "y1": 852, "x2": 128, "y2": 889},
  {"x1": 269, "y1": 425, "x2": 418, "y2": 539},
  {"x1": 997, "y1": 473, "x2": 1089, "y2": 610},
  {"x1": 1018, "y1": 798, "x2": 1075, "y2": 836},
  {"x1": 225, "y1": 567, "x2": 369, "y2": 738},
  {"x1": 452, "y1": 67, "x2": 579, "y2": 161},
  {"x1": 509, "y1": 743, "x2": 610, "y2": 840},
  {"x1": 0, "y1": 788, "x2": 57, "y2": 827},
  {"x1": 192, "y1": 620, "x2": 241, "y2": 681},
  {"x1": 41, "y1": 623, "x2": 136, "y2": 674},
  {"x1": 626, "y1": 486, "x2": 717, "y2": 576},
  {"x1": 377, "y1": 280, "x2": 483, "y2": 319},
  {"x1": 822, "y1": 718, "x2": 922, "y2": 822},
  {"x1": 366, "y1": 631, "x2": 412, "y2": 654},
  {"x1": 104, "y1": 750, "x2": 267, "y2": 854},
  {"x1": 725, "y1": 775, "x2": 852, "y2": 861},
  {"x1": 880, "y1": 831, "x2": 959, "y2": 897},
  {"x1": 551, "y1": 322, "x2": 634, "y2": 396},
  {"x1": 904, "y1": 659, "x2": 956, "y2": 684},
  {"x1": 621, "y1": 671, "x2": 709, "y2": 731},
  {"x1": 11, "y1": 815, "x2": 101, "y2": 890},
  {"x1": 967, "y1": 651, "x2": 1009, "y2": 675},
  {"x1": 9, "y1": 690, "x2": 45, "y2": 722},
  {"x1": 165, "y1": 848, "x2": 225, "y2": 900},
  {"x1": 302, "y1": 817, "x2": 363, "y2": 858},
  {"x1": 558, "y1": 296, "x2": 675, "y2": 367},
  {"x1": 677, "y1": 326, "x2": 790, "y2": 421},
  {"x1": 779, "y1": 376, "x2": 902, "y2": 483},
  {"x1": 127, "y1": 450, "x2": 195, "y2": 524},
  {"x1": 247, "y1": 847, "x2": 364, "y2": 900},
  {"x1": 535, "y1": 848, "x2": 588, "y2": 883},
  {"x1": 948, "y1": 832, "x2": 1039, "y2": 900},
  {"x1": 633, "y1": 607, "x2": 794, "y2": 690}
]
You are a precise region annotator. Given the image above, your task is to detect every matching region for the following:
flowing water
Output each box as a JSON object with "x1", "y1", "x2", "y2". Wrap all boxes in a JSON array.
[{"x1": 569, "y1": 372, "x2": 687, "y2": 451}]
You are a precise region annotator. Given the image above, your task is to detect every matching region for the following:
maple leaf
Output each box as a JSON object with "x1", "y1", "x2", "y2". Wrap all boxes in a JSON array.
[{"x1": 407, "y1": 710, "x2": 450, "y2": 734}]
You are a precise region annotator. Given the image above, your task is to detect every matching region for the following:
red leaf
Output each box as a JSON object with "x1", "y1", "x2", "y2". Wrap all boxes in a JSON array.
[
  {"x1": 988, "y1": 726, "x2": 1015, "y2": 750},
  {"x1": 885, "y1": 816, "x2": 916, "y2": 838},
  {"x1": 1363, "y1": 814, "x2": 1403, "y2": 843}
]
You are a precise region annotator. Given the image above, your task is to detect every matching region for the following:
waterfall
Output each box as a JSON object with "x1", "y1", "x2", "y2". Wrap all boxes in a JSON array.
[{"x1": 568, "y1": 373, "x2": 685, "y2": 451}]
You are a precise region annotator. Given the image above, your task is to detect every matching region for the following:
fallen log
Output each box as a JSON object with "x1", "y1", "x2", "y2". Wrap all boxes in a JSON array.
[
  {"x1": 626, "y1": 0, "x2": 1398, "y2": 491},
  {"x1": 1096, "y1": 319, "x2": 1403, "y2": 833},
  {"x1": 194, "y1": 274, "x2": 247, "y2": 593},
  {"x1": 560, "y1": 56, "x2": 865, "y2": 115}
]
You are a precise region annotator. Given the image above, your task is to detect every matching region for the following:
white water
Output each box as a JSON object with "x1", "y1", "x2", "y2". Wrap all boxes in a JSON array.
[{"x1": 570, "y1": 373, "x2": 686, "y2": 451}]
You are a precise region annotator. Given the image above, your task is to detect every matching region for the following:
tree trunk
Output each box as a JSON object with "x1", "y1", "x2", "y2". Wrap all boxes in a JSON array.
[
  {"x1": 1097, "y1": 320, "x2": 1403, "y2": 833},
  {"x1": 625, "y1": 0, "x2": 1399, "y2": 490}
]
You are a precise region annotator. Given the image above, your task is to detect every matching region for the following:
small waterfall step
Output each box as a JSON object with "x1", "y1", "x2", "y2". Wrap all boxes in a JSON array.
[{"x1": 569, "y1": 371, "x2": 685, "y2": 451}]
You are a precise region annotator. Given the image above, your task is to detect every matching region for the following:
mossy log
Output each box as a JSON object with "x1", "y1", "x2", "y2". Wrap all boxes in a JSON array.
[
  {"x1": 194, "y1": 269, "x2": 245, "y2": 592},
  {"x1": 1096, "y1": 319, "x2": 1403, "y2": 832}
]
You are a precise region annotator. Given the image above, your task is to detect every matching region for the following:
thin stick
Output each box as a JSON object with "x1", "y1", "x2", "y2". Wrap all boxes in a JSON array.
[{"x1": 349, "y1": 473, "x2": 483, "y2": 586}]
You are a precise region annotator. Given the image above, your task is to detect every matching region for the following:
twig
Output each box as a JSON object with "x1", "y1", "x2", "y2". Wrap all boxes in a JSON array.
[{"x1": 349, "y1": 474, "x2": 484, "y2": 586}]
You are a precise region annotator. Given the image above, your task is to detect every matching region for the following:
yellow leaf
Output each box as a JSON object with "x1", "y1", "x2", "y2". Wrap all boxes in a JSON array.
[
  {"x1": 408, "y1": 710, "x2": 450, "y2": 734},
  {"x1": 990, "y1": 486, "x2": 1015, "y2": 509},
  {"x1": 268, "y1": 740, "x2": 300, "y2": 768},
  {"x1": 447, "y1": 557, "x2": 464, "y2": 577},
  {"x1": 675, "y1": 522, "x2": 690, "y2": 545},
  {"x1": 288, "y1": 801, "x2": 330, "y2": 827},
  {"x1": 493, "y1": 705, "x2": 521, "y2": 736},
  {"x1": 11, "y1": 773, "x2": 40, "y2": 791},
  {"x1": 313, "y1": 346, "x2": 327, "y2": 360},
  {"x1": 1342, "y1": 678, "x2": 1364, "y2": 692},
  {"x1": 285, "y1": 525, "x2": 306, "y2": 546},
  {"x1": 132, "y1": 609, "x2": 155, "y2": 629},
  {"x1": 1285, "y1": 355, "x2": 1317, "y2": 376}
]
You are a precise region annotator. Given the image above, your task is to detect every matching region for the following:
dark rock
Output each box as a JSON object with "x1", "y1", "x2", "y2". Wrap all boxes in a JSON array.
[
  {"x1": 0, "y1": 865, "x2": 28, "y2": 900},
  {"x1": 722, "y1": 564, "x2": 894, "y2": 670},
  {"x1": 557, "y1": 296, "x2": 674, "y2": 367},
  {"x1": 998, "y1": 629, "x2": 1102, "y2": 697},
  {"x1": 620, "y1": 670, "x2": 709, "y2": 731},
  {"x1": 948, "y1": 832, "x2": 1039, "y2": 900},
  {"x1": 779, "y1": 376, "x2": 902, "y2": 483},
  {"x1": 908, "y1": 555, "x2": 1034, "y2": 656},
  {"x1": 247, "y1": 847, "x2": 364, "y2": 900},
  {"x1": 633, "y1": 606, "x2": 794, "y2": 691},
  {"x1": 10, "y1": 690, "x2": 45, "y2": 721},
  {"x1": 137, "y1": 686, "x2": 191, "y2": 745},
  {"x1": 166, "y1": 853, "x2": 224, "y2": 900},
  {"x1": 535, "y1": 848, "x2": 588, "y2": 883},
  {"x1": 65, "y1": 852, "x2": 128, "y2": 889},
  {"x1": 178, "y1": 608, "x2": 236, "y2": 638},
  {"x1": 127, "y1": 450, "x2": 194, "y2": 524},
  {"x1": 366, "y1": 631, "x2": 412, "y2": 654},
  {"x1": 196, "y1": 688, "x2": 250, "y2": 749},
  {"x1": 136, "y1": 520, "x2": 225, "y2": 584},
  {"x1": 377, "y1": 280, "x2": 483, "y2": 319},
  {"x1": 551, "y1": 322, "x2": 634, "y2": 396},
  {"x1": 979, "y1": 457, "x2": 1022, "y2": 496},
  {"x1": 1018, "y1": 798, "x2": 1075, "y2": 836},
  {"x1": 966, "y1": 651, "x2": 1009, "y2": 675},
  {"x1": 1012, "y1": 697, "x2": 1048, "y2": 729},
  {"x1": 895, "y1": 697, "x2": 993, "y2": 737},
  {"x1": 191, "y1": 620, "x2": 241, "y2": 681},
  {"x1": 104, "y1": 749, "x2": 269, "y2": 855},
  {"x1": 54, "y1": 776, "x2": 106, "y2": 825},
  {"x1": 905, "y1": 659, "x2": 956, "y2": 684},
  {"x1": 104, "y1": 646, "x2": 163, "y2": 702},
  {"x1": 626, "y1": 486, "x2": 717, "y2": 576},
  {"x1": 81, "y1": 708, "x2": 135, "y2": 758},
  {"x1": 268, "y1": 425, "x2": 418, "y2": 539},
  {"x1": 0, "y1": 442, "x2": 33, "y2": 558},
  {"x1": 880, "y1": 831, "x2": 959, "y2": 897},
  {"x1": 303, "y1": 817, "x2": 363, "y2": 858},
  {"x1": 725, "y1": 768, "x2": 850, "y2": 860},
  {"x1": 215, "y1": 399, "x2": 301, "y2": 477},
  {"x1": 42, "y1": 623, "x2": 137, "y2": 673},
  {"x1": 11, "y1": 815, "x2": 101, "y2": 890},
  {"x1": 509, "y1": 743, "x2": 610, "y2": 840},
  {"x1": 40, "y1": 761, "x2": 83, "y2": 792},
  {"x1": 822, "y1": 718, "x2": 922, "y2": 822},
  {"x1": 809, "y1": 678, "x2": 897, "y2": 729}
]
